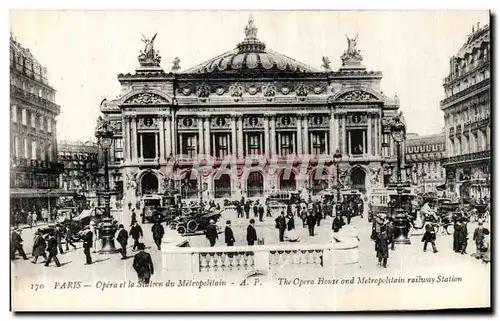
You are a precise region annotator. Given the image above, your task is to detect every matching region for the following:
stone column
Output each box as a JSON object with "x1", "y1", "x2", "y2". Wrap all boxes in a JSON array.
[
  {"x1": 198, "y1": 117, "x2": 204, "y2": 155},
  {"x1": 139, "y1": 133, "x2": 144, "y2": 160},
  {"x1": 329, "y1": 110, "x2": 335, "y2": 154},
  {"x1": 231, "y1": 115, "x2": 237, "y2": 158},
  {"x1": 165, "y1": 116, "x2": 172, "y2": 157},
  {"x1": 296, "y1": 116, "x2": 302, "y2": 155},
  {"x1": 237, "y1": 115, "x2": 244, "y2": 159},
  {"x1": 172, "y1": 113, "x2": 177, "y2": 155},
  {"x1": 374, "y1": 115, "x2": 379, "y2": 156},
  {"x1": 131, "y1": 116, "x2": 138, "y2": 162},
  {"x1": 159, "y1": 117, "x2": 165, "y2": 161},
  {"x1": 264, "y1": 115, "x2": 270, "y2": 158},
  {"x1": 367, "y1": 114, "x2": 372, "y2": 156},
  {"x1": 362, "y1": 130, "x2": 366, "y2": 155},
  {"x1": 270, "y1": 115, "x2": 277, "y2": 156},
  {"x1": 204, "y1": 116, "x2": 211, "y2": 156},
  {"x1": 123, "y1": 116, "x2": 130, "y2": 162},
  {"x1": 260, "y1": 133, "x2": 264, "y2": 155},
  {"x1": 342, "y1": 114, "x2": 347, "y2": 155},
  {"x1": 303, "y1": 116, "x2": 309, "y2": 154},
  {"x1": 155, "y1": 133, "x2": 159, "y2": 159},
  {"x1": 348, "y1": 131, "x2": 352, "y2": 156},
  {"x1": 292, "y1": 133, "x2": 296, "y2": 155}
]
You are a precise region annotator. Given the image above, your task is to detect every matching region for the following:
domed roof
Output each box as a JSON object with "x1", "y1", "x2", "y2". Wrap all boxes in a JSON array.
[{"x1": 183, "y1": 15, "x2": 319, "y2": 74}]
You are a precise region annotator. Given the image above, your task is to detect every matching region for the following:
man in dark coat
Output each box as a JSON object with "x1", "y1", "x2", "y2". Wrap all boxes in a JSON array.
[
  {"x1": 458, "y1": 219, "x2": 468, "y2": 255},
  {"x1": 315, "y1": 206, "x2": 322, "y2": 227},
  {"x1": 31, "y1": 229, "x2": 47, "y2": 263},
  {"x1": 376, "y1": 226, "x2": 390, "y2": 268},
  {"x1": 275, "y1": 212, "x2": 287, "y2": 242},
  {"x1": 205, "y1": 220, "x2": 218, "y2": 247},
  {"x1": 82, "y1": 226, "x2": 93, "y2": 265},
  {"x1": 246, "y1": 219, "x2": 258, "y2": 246},
  {"x1": 10, "y1": 228, "x2": 28, "y2": 260},
  {"x1": 306, "y1": 211, "x2": 316, "y2": 237},
  {"x1": 224, "y1": 220, "x2": 235, "y2": 246},
  {"x1": 44, "y1": 231, "x2": 61, "y2": 267},
  {"x1": 151, "y1": 221, "x2": 165, "y2": 250},
  {"x1": 244, "y1": 202, "x2": 251, "y2": 219},
  {"x1": 258, "y1": 204, "x2": 265, "y2": 222},
  {"x1": 422, "y1": 223, "x2": 438, "y2": 253},
  {"x1": 236, "y1": 203, "x2": 243, "y2": 218},
  {"x1": 253, "y1": 202, "x2": 259, "y2": 218},
  {"x1": 54, "y1": 224, "x2": 64, "y2": 255},
  {"x1": 129, "y1": 222, "x2": 144, "y2": 251},
  {"x1": 64, "y1": 222, "x2": 77, "y2": 251},
  {"x1": 332, "y1": 215, "x2": 344, "y2": 233},
  {"x1": 453, "y1": 220, "x2": 461, "y2": 252},
  {"x1": 131, "y1": 209, "x2": 137, "y2": 226},
  {"x1": 133, "y1": 243, "x2": 154, "y2": 284},
  {"x1": 473, "y1": 221, "x2": 485, "y2": 259},
  {"x1": 116, "y1": 224, "x2": 129, "y2": 259},
  {"x1": 386, "y1": 217, "x2": 395, "y2": 251}
]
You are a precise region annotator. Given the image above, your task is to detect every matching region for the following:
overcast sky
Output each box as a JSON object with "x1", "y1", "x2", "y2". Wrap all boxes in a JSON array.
[{"x1": 10, "y1": 10, "x2": 489, "y2": 142}]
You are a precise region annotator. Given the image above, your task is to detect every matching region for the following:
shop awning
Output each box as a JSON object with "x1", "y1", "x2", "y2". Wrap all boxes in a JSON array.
[
  {"x1": 436, "y1": 184, "x2": 447, "y2": 191},
  {"x1": 10, "y1": 188, "x2": 75, "y2": 198}
]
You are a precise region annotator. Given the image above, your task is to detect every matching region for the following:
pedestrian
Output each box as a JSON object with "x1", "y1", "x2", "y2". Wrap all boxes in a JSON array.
[
  {"x1": 266, "y1": 205, "x2": 272, "y2": 217},
  {"x1": 376, "y1": 225, "x2": 390, "y2": 268},
  {"x1": 244, "y1": 202, "x2": 250, "y2": 219},
  {"x1": 300, "y1": 207, "x2": 308, "y2": 228},
  {"x1": 82, "y1": 226, "x2": 93, "y2": 265},
  {"x1": 27, "y1": 211, "x2": 32, "y2": 228},
  {"x1": 54, "y1": 224, "x2": 64, "y2": 255},
  {"x1": 275, "y1": 211, "x2": 287, "y2": 242},
  {"x1": 224, "y1": 220, "x2": 235, "y2": 246},
  {"x1": 236, "y1": 203, "x2": 243, "y2": 218},
  {"x1": 116, "y1": 224, "x2": 129, "y2": 259},
  {"x1": 306, "y1": 211, "x2": 316, "y2": 237},
  {"x1": 332, "y1": 215, "x2": 343, "y2": 233},
  {"x1": 473, "y1": 221, "x2": 485, "y2": 259},
  {"x1": 151, "y1": 221, "x2": 165, "y2": 250},
  {"x1": 253, "y1": 202, "x2": 259, "y2": 218},
  {"x1": 205, "y1": 219, "x2": 218, "y2": 247},
  {"x1": 258, "y1": 204, "x2": 264, "y2": 222},
  {"x1": 89, "y1": 220, "x2": 98, "y2": 253},
  {"x1": 479, "y1": 229, "x2": 490, "y2": 264},
  {"x1": 421, "y1": 223, "x2": 438, "y2": 253},
  {"x1": 129, "y1": 222, "x2": 144, "y2": 251},
  {"x1": 131, "y1": 209, "x2": 137, "y2": 226},
  {"x1": 458, "y1": 218, "x2": 468, "y2": 255},
  {"x1": 386, "y1": 217, "x2": 395, "y2": 251},
  {"x1": 44, "y1": 231, "x2": 61, "y2": 267},
  {"x1": 453, "y1": 219, "x2": 461, "y2": 252},
  {"x1": 64, "y1": 222, "x2": 77, "y2": 251},
  {"x1": 31, "y1": 229, "x2": 47, "y2": 264},
  {"x1": 32, "y1": 212, "x2": 38, "y2": 227},
  {"x1": 246, "y1": 219, "x2": 257, "y2": 246},
  {"x1": 315, "y1": 207, "x2": 322, "y2": 227},
  {"x1": 10, "y1": 228, "x2": 28, "y2": 260},
  {"x1": 132, "y1": 243, "x2": 154, "y2": 284}
]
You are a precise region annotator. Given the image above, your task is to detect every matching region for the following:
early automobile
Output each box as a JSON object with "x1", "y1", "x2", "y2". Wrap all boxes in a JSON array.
[{"x1": 169, "y1": 209, "x2": 223, "y2": 235}]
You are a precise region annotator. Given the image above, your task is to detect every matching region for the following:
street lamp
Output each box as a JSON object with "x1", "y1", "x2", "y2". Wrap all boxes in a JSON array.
[
  {"x1": 95, "y1": 117, "x2": 118, "y2": 254},
  {"x1": 333, "y1": 149, "x2": 342, "y2": 217},
  {"x1": 390, "y1": 116, "x2": 411, "y2": 244}
]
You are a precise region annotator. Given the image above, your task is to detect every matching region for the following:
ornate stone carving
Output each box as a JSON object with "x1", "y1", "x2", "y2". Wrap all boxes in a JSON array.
[
  {"x1": 244, "y1": 115, "x2": 263, "y2": 128},
  {"x1": 211, "y1": 116, "x2": 230, "y2": 129},
  {"x1": 262, "y1": 83, "x2": 277, "y2": 101},
  {"x1": 124, "y1": 92, "x2": 169, "y2": 105},
  {"x1": 295, "y1": 84, "x2": 308, "y2": 101},
  {"x1": 247, "y1": 85, "x2": 258, "y2": 95},
  {"x1": 370, "y1": 167, "x2": 382, "y2": 185},
  {"x1": 197, "y1": 84, "x2": 210, "y2": 102},
  {"x1": 321, "y1": 56, "x2": 331, "y2": 71},
  {"x1": 215, "y1": 87, "x2": 225, "y2": 96},
  {"x1": 138, "y1": 33, "x2": 161, "y2": 66},
  {"x1": 276, "y1": 115, "x2": 297, "y2": 128},
  {"x1": 171, "y1": 57, "x2": 181, "y2": 72},
  {"x1": 178, "y1": 116, "x2": 197, "y2": 129},
  {"x1": 341, "y1": 34, "x2": 363, "y2": 65},
  {"x1": 229, "y1": 83, "x2": 244, "y2": 101},
  {"x1": 280, "y1": 86, "x2": 291, "y2": 95},
  {"x1": 138, "y1": 116, "x2": 158, "y2": 129},
  {"x1": 110, "y1": 120, "x2": 122, "y2": 132},
  {"x1": 312, "y1": 85, "x2": 325, "y2": 94},
  {"x1": 125, "y1": 172, "x2": 138, "y2": 190},
  {"x1": 181, "y1": 87, "x2": 192, "y2": 96},
  {"x1": 337, "y1": 90, "x2": 378, "y2": 102}
]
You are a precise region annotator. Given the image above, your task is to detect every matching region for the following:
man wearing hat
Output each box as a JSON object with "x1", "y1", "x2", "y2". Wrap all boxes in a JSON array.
[
  {"x1": 473, "y1": 220, "x2": 485, "y2": 259},
  {"x1": 246, "y1": 219, "x2": 258, "y2": 246},
  {"x1": 10, "y1": 228, "x2": 28, "y2": 260},
  {"x1": 224, "y1": 220, "x2": 235, "y2": 246},
  {"x1": 205, "y1": 219, "x2": 218, "y2": 247},
  {"x1": 133, "y1": 243, "x2": 154, "y2": 284},
  {"x1": 116, "y1": 224, "x2": 129, "y2": 259},
  {"x1": 44, "y1": 230, "x2": 61, "y2": 267},
  {"x1": 151, "y1": 220, "x2": 165, "y2": 250},
  {"x1": 82, "y1": 225, "x2": 93, "y2": 265}
]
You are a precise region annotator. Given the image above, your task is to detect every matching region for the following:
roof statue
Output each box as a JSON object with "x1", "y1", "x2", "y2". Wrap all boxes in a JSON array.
[
  {"x1": 244, "y1": 15, "x2": 258, "y2": 40},
  {"x1": 95, "y1": 115, "x2": 109, "y2": 133},
  {"x1": 321, "y1": 56, "x2": 331, "y2": 71},
  {"x1": 171, "y1": 57, "x2": 181, "y2": 72},
  {"x1": 138, "y1": 33, "x2": 161, "y2": 67},
  {"x1": 341, "y1": 34, "x2": 363, "y2": 65}
]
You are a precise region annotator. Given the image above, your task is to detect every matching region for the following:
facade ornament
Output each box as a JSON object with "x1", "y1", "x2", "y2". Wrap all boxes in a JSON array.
[
  {"x1": 229, "y1": 83, "x2": 244, "y2": 101},
  {"x1": 197, "y1": 84, "x2": 211, "y2": 102},
  {"x1": 244, "y1": 14, "x2": 258, "y2": 40},
  {"x1": 394, "y1": 92, "x2": 400, "y2": 104},
  {"x1": 295, "y1": 84, "x2": 308, "y2": 101},
  {"x1": 124, "y1": 92, "x2": 169, "y2": 105},
  {"x1": 262, "y1": 84, "x2": 277, "y2": 101},
  {"x1": 171, "y1": 57, "x2": 181, "y2": 72},
  {"x1": 341, "y1": 34, "x2": 363, "y2": 65},
  {"x1": 321, "y1": 56, "x2": 332, "y2": 71},
  {"x1": 125, "y1": 172, "x2": 138, "y2": 191},
  {"x1": 181, "y1": 87, "x2": 192, "y2": 96},
  {"x1": 138, "y1": 33, "x2": 161, "y2": 66},
  {"x1": 370, "y1": 167, "x2": 382, "y2": 185},
  {"x1": 280, "y1": 86, "x2": 291, "y2": 95},
  {"x1": 337, "y1": 90, "x2": 377, "y2": 102},
  {"x1": 95, "y1": 115, "x2": 115, "y2": 133},
  {"x1": 247, "y1": 85, "x2": 258, "y2": 95},
  {"x1": 215, "y1": 87, "x2": 225, "y2": 96}
]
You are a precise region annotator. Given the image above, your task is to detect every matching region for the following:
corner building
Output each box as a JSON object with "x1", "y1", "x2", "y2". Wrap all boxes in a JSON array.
[
  {"x1": 441, "y1": 23, "x2": 491, "y2": 200},
  {"x1": 100, "y1": 17, "x2": 405, "y2": 207}
]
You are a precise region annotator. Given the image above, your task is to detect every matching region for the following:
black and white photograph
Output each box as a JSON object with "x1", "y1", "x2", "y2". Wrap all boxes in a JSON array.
[{"x1": 9, "y1": 9, "x2": 491, "y2": 311}]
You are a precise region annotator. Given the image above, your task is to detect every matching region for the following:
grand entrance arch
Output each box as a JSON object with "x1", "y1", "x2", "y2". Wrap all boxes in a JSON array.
[
  {"x1": 214, "y1": 174, "x2": 231, "y2": 199},
  {"x1": 350, "y1": 167, "x2": 366, "y2": 194},
  {"x1": 310, "y1": 169, "x2": 329, "y2": 195},
  {"x1": 247, "y1": 171, "x2": 264, "y2": 197},
  {"x1": 181, "y1": 170, "x2": 199, "y2": 199},
  {"x1": 279, "y1": 171, "x2": 296, "y2": 191},
  {"x1": 141, "y1": 172, "x2": 159, "y2": 195}
]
